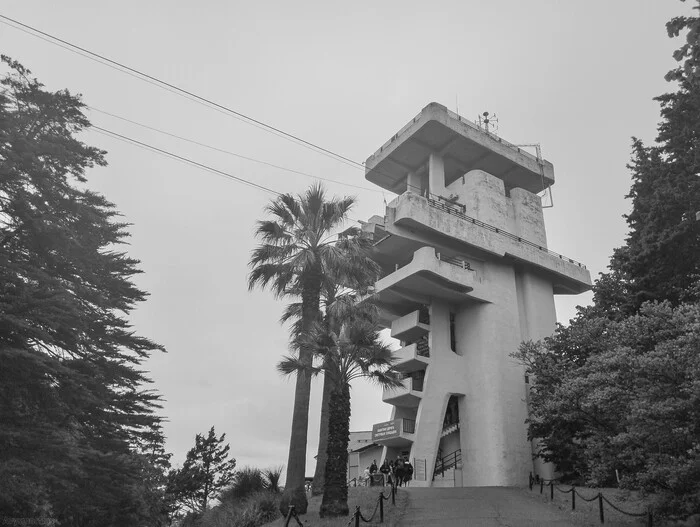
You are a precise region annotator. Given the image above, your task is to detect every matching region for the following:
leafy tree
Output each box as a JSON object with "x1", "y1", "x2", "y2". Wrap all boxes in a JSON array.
[
  {"x1": 514, "y1": 4, "x2": 700, "y2": 518},
  {"x1": 0, "y1": 57, "x2": 166, "y2": 526},
  {"x1": 516, "y1": 300, "x2": 700, "y2": 517},
  {"x1": 248, "y1": 183, "x2": 376, "y2": 514},
  {"x1": 279, "y1": 303, "x2": 401, "y2": 517},
  {"x1": 171, "y1": 426, "x2": 236, "y2": 515}
]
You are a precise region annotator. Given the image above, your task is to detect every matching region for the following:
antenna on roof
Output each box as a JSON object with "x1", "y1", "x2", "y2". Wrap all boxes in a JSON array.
[{"x1": 477, "y1": 111, "x2": 499, "y2": 135}]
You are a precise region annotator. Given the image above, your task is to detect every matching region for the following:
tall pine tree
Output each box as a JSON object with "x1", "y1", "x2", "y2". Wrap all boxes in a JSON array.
[
  {"x1": 601, "y1": 5, "x2": 700, "y2": 312},
  {"x1": 0, "y1": 56, "x2": 167, "y2": 526}
]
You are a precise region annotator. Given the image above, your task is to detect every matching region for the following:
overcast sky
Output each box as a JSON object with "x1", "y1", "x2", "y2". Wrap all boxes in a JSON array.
[{"x1": 2, "y1": 0, "x2": 694, "y2": 476}]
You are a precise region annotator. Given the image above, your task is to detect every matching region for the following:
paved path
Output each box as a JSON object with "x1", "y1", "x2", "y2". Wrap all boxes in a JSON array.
[{"x1": 398, "y1": 487, "x2": 577, "y2": 526}]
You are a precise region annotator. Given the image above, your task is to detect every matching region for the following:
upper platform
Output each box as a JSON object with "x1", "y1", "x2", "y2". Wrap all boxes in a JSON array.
[{"x1": 365, "y1": 102, "x2": 554, "y2": 195}]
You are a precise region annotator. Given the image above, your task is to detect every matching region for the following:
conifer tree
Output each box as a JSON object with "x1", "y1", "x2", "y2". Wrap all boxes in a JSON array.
[
  {"x1": 600, "y1": 6, "x2": 700, "y2": 312},
  {"x1": 0, "y1": 56, "x2": 167, "y2": 526},
  {"x1": 171, "y1": 426, "x2": 237, "y2": 515}
]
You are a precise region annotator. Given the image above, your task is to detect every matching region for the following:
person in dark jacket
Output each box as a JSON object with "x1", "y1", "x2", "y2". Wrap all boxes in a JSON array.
[
  {"x1": 369, "y1": 460, "x2": 378, "y2": 474},
  {"x1": 379, "y1": 459, "x2": 391, "y2": 486}
]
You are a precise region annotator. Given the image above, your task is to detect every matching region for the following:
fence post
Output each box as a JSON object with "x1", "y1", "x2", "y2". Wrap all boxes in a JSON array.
[
  {"x1": 379, "y1": 493, "x2": 384, "y2": 523},
  {"x1": 355, "y1": 506, "x2": 360, "y2": 527},
  {"x1": 550, "y1": 481, "x2": 554, "y2": 501},
  {"x1": 391, "y1": 483, "x2": 396, "y2": 505},
  {"x1": 284, "y1": 506, "x2": 294, "y2": 527},
  {"x1": 598, "y1": 493, "x2": 604, "y2": 524},
  {"x1": 647, "y1": 506, "x2": 653, "y2": 527},
  {"x1": 540, "y1": 479, "x2": 544, "y2": 494},
  {"x1": 572, "y1": 487, "x2": 576, "y2": 510}
]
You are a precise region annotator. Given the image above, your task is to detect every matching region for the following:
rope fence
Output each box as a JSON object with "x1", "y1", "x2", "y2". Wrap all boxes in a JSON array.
[
  {"x1": 528, "y1": 472, "x2": 653, "y2": 526},
  {"x1": 285, "y1": 484, "x2": 399, "y2": 527}
]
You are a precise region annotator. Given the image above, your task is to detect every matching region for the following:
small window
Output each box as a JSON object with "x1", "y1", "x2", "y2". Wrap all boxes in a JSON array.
[
  {"x1": 525, "y1": 375, "x2": 529, "y2": 384},
  {"x1": 449, "y1": 313, "x2": 456, "y2": 352}
]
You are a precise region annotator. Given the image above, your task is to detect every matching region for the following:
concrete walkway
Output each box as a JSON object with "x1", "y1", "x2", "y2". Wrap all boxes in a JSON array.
[{"x1": 398, "y1": 487, "x2": 577, "y2": 526}]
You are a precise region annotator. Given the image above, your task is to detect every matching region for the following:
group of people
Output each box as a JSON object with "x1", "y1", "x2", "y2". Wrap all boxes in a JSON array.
[{"x1": 364, "y1": 456, "x2": 413, "y2": 487}]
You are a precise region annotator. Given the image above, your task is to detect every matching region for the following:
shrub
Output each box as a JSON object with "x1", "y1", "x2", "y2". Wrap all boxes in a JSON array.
[
  {"x1": 262, "y1": 466, "x2": 283, "y2": 493},
  {"x1": 222, "y1": 467, "x2": 266, "y2": 502}
]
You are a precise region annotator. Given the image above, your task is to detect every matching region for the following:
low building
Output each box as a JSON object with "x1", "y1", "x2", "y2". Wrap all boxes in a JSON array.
[{"x1": 346, "y1": 431, "x2": 382, "y2": 483}]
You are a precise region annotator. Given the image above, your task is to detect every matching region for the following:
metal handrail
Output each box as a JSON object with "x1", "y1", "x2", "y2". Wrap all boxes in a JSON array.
[{"x1": 434, "y1": 448, "x2": 462, "y2": 478}]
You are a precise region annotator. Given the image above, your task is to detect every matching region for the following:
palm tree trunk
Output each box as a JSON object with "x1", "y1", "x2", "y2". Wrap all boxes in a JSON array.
[
  {"x1": 319, "y1": 382, "x2": 351, "y2": 517},
  {"x1": 279, "y1": 271, "x2": 321, "y2": 515},
  {"x1": 311, "y1": 373, "x2": 333, "y2": 496}
]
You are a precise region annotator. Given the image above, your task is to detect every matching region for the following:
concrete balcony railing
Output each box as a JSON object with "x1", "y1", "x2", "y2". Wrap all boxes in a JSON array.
[
  {"x1": 392, "y1": 341, "x2": 430, "y2": 373},
  {"x1": 371, "y1": 418, "x2": 416, "y2": 447},
  {"x1": 383, "y1": 376, "x2": 423, "y2": 407}
]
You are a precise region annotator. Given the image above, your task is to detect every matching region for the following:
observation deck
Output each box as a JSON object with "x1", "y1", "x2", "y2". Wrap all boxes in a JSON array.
[{"x1": 365, "y1": 102, "x2": 554, "y2": 195}]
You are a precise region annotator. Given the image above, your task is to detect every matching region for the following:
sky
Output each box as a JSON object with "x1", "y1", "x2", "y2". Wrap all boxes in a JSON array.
[{"x1": 1, "y1": 0, "x2": 695, "y2": 477}]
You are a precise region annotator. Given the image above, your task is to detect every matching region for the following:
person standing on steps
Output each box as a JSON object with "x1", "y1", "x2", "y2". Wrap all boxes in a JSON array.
[
  {"x1": 380, "y1": 459, "x2": 391, "y2": 486},
  {"x1": 403, "y1": 458, "x2": 413, "y2": 487}
]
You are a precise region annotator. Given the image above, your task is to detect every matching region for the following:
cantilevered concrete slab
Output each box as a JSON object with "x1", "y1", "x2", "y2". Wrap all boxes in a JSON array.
[{"x1": 365, "y1": 102, "x2": 554, "y2": 195}]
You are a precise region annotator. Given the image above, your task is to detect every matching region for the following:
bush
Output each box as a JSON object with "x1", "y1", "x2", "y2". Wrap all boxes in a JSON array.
[
  {"x1": 262, "y1": 466, "x2": 283, "y2": 493},
  {"x1": 197, "y1": 490, "x2": 280, "y2": 527},
  {"x1": 222, "y1": 467, "x2": 266, "y2": 502}
]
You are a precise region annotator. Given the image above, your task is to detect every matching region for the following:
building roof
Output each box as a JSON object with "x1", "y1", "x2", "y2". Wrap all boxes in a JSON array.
[{"x1": 365, "y1": 102, "x2": 555, "y2": 195}]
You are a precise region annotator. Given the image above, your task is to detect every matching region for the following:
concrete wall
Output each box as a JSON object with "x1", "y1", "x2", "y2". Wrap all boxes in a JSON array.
[
  {"x1": 510, "y1": 187, "x2": 547, "y2": 248},
  {"x1": 448, "y1": 170, "x2": 510, "y2": 232}
]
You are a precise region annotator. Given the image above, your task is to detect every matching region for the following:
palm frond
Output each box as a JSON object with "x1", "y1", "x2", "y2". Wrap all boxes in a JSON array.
[{"x1": 277, "y1": 354, "x2": 322, "y2": 378}]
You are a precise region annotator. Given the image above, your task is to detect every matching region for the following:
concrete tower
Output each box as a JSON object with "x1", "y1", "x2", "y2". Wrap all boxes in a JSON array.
[{"x1": 365, "y1": 103, "x2": 591, "y2": 487}]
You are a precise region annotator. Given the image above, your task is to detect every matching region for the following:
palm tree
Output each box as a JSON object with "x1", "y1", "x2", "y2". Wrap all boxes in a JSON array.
[
  {"x1": 248, "y1": 183, "x2": 375, "y2": 514},
  {"x1": 281, "y1": 264, "x2": 378, "y2": 497},
  {"x1": 279, "y1": 305, "x2": 402, "y2": 518}
]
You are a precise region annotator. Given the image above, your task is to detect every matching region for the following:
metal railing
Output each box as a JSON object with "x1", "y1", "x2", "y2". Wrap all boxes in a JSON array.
[
  {"x1": 425, "y1": 193, "x2": 587, "y2": 269},
  {"x1": 436, "y1": 252, "x2": 473, "y2": 270},
  {"x1": 529, "y1": 474, "x2": 653, "y2": 526},
  {"x1": 415, "y1": 336, "x2": 430, "y2": 357},
  {"x1": 434, "y1": 449, "x2": 462, "y2": 479}
]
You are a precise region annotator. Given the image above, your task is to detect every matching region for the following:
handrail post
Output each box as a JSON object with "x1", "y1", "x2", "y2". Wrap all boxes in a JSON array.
[
  {"x1": 550, "y1": 481, "x2": 554, "y2": 501},
  {"x1": 598, "y1": 493, "x2": 604, "y2": 524},
  {"x1": 355, "y1": 506, "x2": 360, "y2": 527},
  {"x1": 540, "y1": 478, "x2": 544, "y2": 494},
  {"x1": 572, "y1": 487, "x2": 576, "y2": 510},
  {"x1": 647, "y1": 506, "x2": 653, "y2": 527},
  {"x1": 392, "y1": 482, "x2": 396, "y2": 505},
  {"x1": 379, "y1": 493, "x2": 384, "y2": 523}
]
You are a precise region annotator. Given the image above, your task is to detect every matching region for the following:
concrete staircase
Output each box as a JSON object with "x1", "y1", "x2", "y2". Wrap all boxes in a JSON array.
[{"x1": 432, "y1": 467, "x2": 456, "y2": 487}]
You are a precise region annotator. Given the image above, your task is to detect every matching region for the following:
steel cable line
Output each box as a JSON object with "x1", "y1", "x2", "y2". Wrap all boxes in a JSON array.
[
  {"x1": 91, "y1": 126, "x2": 280, "y2": 196},
  {"x1": 89, "y1": 125, "x2": 369, "y2": 227},
  {"x1": 0, "y1": 14, "x2": 367, "y2": 171},
  {"x1": 88, "y1": 106, "x2": 383, "y2": 194}
]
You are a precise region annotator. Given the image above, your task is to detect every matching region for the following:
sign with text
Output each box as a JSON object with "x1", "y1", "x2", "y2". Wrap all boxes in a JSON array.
[{"x1": 372, "y1": 419, "x2": 400, "y2": 441}]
